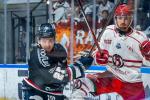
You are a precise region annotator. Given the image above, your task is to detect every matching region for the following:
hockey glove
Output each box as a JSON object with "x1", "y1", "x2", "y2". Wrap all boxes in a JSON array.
[
  {"x1": 74, "y1": 50, "x2": 91, "y2": 59},
  {"x1": 67, "y1": 55, "x2": 93, "y2": 80},
  {"x1": 140, "y1": 40, "x2": 150, "y2": 61},
  {"x1": 73, "y1": 50, "x2": 93, "y2": 70},
  {"x1": 74, "y1": 55, "x2": 94, "y2": 70},
  {"x1": 95, "y1": 49, "x2": 109, "y2": 65}
]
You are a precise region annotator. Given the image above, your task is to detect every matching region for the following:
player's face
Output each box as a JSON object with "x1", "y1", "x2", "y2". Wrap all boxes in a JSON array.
[
  {"x1": 38, "y1": 37, "x2": 55, "y2": 52},
  {"x1": 115, "y1": 15, "x2": 132, "y2": 31}
]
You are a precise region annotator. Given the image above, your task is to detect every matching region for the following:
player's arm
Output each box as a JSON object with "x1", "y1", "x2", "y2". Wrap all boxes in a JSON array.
[
  {"x1": 86, "y1": 70, "x2": 113, "y2": 82},
  {"x1": 87, "y1": 49, "x2": 112, "y2": 81},
  {"x1": 66, "y1": 49, "x2": 110, "y2": 81},
  {"x1": 66, "y1": 28, "x2": 111, "y2": 80},
  {"x1": 67, "y1": 55, "x2": 93, "y2": 80},
  {"x1": 93, "y1": 27, "x2": 111, "y2": 66}
]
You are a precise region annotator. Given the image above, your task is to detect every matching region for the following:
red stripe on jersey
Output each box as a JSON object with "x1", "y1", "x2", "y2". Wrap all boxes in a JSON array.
[
  {"x1": 24, "y1": 78, "x2": 63, "y2": 95},
  {"x1": 80, "y1": 88, "x2": 88, "y2": 96},
  {"x1": 127, "y1": 35, "x2": 141, "y2": 44},
  {"x1": 135, "y1": 31, "x2": 148, "y2": 40},
  {"x1": 108, "y1": 61, "x2": 141, "y2": 68},
  {"x1": 123, "y1": 59, "x2": 142, "y2": 63},
  {"x1": 66, "y1": 67, "x2": 73, "y2": 80},
  {"x1": 108, "y1": 61, "x2": 113, "y2": 63},
  {"x1": 109, "y1": 56, "x2": 142, "y2": 63},
  {"x1": 124, "y1": 65, "x2": 141, "y2": 68},
  {"x1": 107, "y1": 27, "x2": 117, "y2": 37},
  {"x1": 107, "y1": 28, "x2": 114, "y2": 31}
]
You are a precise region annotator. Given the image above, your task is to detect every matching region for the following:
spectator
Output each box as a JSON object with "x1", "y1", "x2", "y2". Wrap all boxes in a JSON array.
[
  {"x1": 98, "y1": 0, "x2": 115, "y2": 17},
  {"x1": 98, "y1": 9, "x2": 109, "y2": 24},
  {"x1": 53, "y1": 0, "x2": 71, "y2": 23}
]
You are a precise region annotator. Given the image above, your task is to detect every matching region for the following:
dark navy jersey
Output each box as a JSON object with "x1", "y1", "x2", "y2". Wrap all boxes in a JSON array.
[{"x1": 28, "y1": 43, "x2": 68, "y2": 91}]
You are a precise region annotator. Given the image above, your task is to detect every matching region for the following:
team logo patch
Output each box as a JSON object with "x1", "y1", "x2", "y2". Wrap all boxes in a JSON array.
[
  {"x1": 43, "y1": 26, "x2": 49, "y2": 32},
  {"x1": 116, "y1": 43, "x2": 121, "y2": 49},
  {"x1": 38, "y1": 49, "x2": 50, "y2": 67},
  {"x1": 112, "y1": 54, "x2": 124, "y2": 68}
]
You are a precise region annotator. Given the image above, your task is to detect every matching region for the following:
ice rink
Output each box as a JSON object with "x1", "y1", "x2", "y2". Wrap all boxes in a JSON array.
[{"x1": 0, "y1": 64, "x2": 149, "y2": 100}]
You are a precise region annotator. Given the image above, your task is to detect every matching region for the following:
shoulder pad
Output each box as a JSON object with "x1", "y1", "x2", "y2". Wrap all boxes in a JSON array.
[
  {"x1": 49, "y1": 43, "x2": 67, "y2": 58},
  {"x1": 106, "y1": 25, "x2": 115, "y2": 30}
]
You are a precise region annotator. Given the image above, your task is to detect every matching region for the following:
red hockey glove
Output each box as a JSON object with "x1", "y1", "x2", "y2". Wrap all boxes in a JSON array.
[
  {"x1": 140, "y1": 40, "x2": 150, "y2": 60},
  {"x1": 95, "y1": 50, "x2": 109, "y2": 65}
]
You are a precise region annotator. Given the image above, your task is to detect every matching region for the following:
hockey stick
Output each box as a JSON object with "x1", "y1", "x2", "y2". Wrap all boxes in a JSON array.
[
  {"x1": 75, "y1": 0, "x2": 102, "y2": 54},
  {"x1": 76, "y1": 0, "x2": 127, "y2": 56},
  {"x1": 89, "y1": 0, "x2": 124, "y2": 55}
]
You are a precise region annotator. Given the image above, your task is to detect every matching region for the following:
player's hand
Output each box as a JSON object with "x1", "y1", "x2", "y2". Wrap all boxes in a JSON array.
[
  {"x1": 140, "y1": 40, "x2": 150, "y2": 61},
  {"x1": 74, "y1": 55, "x2": 93, "y2": 70},
  {"x1": 95, "y1": 50, "x2": 109, "y2": 65},
  {"x1": 74, "y1": 50, "x2": 91, "y2": 59},
  {"x1": 74, "y1": 50, "x2": 93, "y2": 69},
  {"x1": 78, "y1": 55, "x2": 93, "y2": 69},
  {"x1": 69, "y1": 55, "x2": 93, "y2": 79}
]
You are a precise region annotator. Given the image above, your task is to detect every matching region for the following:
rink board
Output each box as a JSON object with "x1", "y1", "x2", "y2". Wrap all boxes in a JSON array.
[{"x1": 0, "y1": 64, "x2": 149, "y2": 100}]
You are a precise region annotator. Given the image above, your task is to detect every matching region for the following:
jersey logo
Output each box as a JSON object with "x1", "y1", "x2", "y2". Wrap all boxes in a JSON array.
[
  {"x1": 112, "y1": 54, "x2": 124, "y2": 68},
  {"x1": 38, "y1": 49, "x2": 50, "y2": 67},
  {"x1": 43, "y1": 26, "x2": 49, "y2": 32},
  {"x1": 116, "y1": 43, "x2": 121, "y2": 49},
  {"x1": 104, "y1": 39, "x2": 112, "y2": 44}
]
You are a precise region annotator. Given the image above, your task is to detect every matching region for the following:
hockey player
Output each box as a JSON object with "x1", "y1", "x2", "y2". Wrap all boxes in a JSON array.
[
  {"x1": 70, "y1": 4, "x2": 150, "y2": 100},
  {"x1": 22, "y1": 23, "x2": 93, "y2": 100}
]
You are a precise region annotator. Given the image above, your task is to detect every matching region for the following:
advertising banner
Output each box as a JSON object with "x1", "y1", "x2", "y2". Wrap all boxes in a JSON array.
[{"x1": 55, "y1": 21, "x2": 102, "y2": 61}]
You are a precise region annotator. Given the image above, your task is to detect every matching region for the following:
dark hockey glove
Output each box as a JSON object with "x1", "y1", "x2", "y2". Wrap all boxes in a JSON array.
[
  {"x1": 67, "y1": 51, "x2": 93, "y2": 80},
  {"x1": 69, "y1": 55, "x2": 93, "y2": 79},
  {"x1": 74, "y1": 55, "x2": 94, "y2": 70}
]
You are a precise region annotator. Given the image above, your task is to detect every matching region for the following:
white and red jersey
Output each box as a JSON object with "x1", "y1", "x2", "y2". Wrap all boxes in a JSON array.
[{"x1": 96, "y1": 25, "x2": 149, "y2": 83}]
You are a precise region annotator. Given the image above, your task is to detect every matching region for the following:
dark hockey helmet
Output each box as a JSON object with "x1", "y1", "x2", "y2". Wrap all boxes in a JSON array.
[{"x1": 37, "y1": 23, "x2": 56, "y2": 38}]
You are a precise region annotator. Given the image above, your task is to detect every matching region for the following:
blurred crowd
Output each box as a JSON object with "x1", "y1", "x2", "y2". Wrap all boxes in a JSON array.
[
  {"x1": 51, "y1": 0, "x2": 150, "y2": 37},
  {"x1": 52, "y1": 0, "x2": 114, "y2": 26}
]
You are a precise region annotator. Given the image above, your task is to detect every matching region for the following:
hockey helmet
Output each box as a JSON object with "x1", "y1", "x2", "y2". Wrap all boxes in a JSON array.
[
  {"x1": 114, "y1": 4, "x2": 133, "y2": 32},
  {"x1": 115, "y1": 4, "x2": 132, "y2": 16},
  {"x1": 37, "y1": 23, "x2": 56, "y2": 38}
]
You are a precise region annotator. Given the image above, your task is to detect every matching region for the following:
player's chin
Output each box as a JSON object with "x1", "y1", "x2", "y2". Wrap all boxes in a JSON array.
[
  {"x1": 45, "y1": 48, "x2": 52, "y2": 52},
  {"x1": 119, "y1": 27, "x2": 128, "y2": 31}
]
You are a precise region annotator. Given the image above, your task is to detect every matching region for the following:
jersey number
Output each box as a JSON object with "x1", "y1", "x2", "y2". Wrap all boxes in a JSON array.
[{"x1": 53, "y1": 67, "x2": 65, "y2": 80}]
